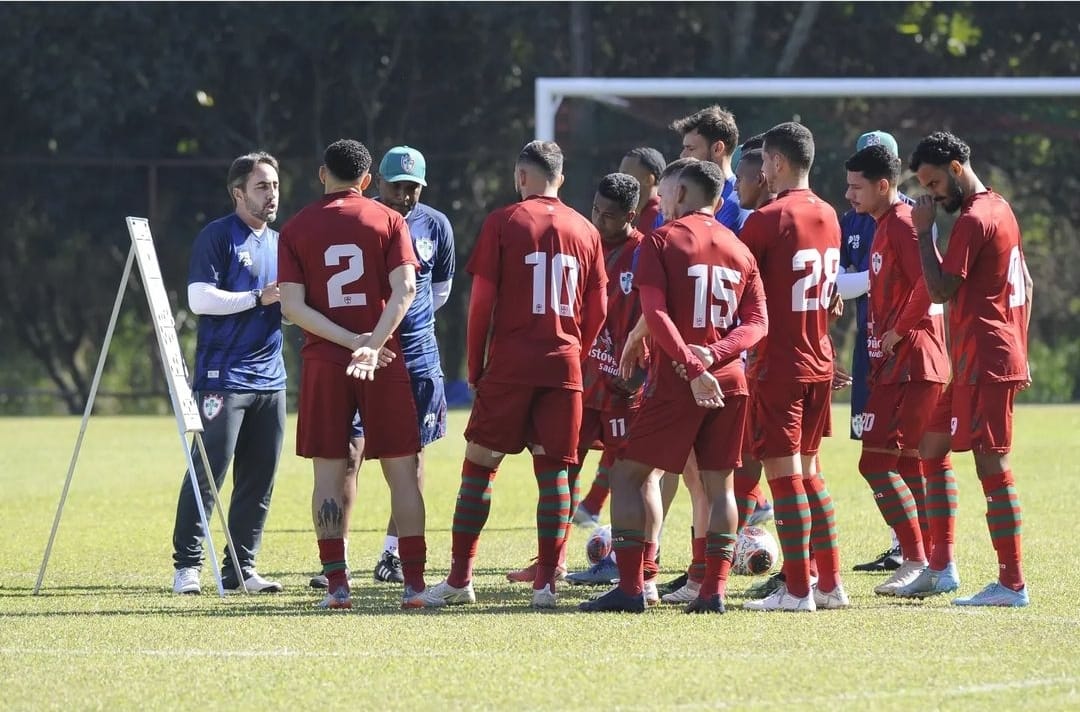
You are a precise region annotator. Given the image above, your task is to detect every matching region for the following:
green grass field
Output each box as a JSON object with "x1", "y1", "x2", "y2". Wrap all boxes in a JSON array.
[{"x1": 1, "y1": 406, "x2": 1077, "y2": 710}]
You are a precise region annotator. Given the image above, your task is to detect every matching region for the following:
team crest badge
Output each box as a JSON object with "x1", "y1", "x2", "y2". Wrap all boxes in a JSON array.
[
  {"x1": 871, "y1": 252, "x2": 883, "y2": 275},
  {"x1": 401, "y1": 154, "x2": 415, "y2": 173},
  {"x1": 202, "y1": 393, "x2": 224, "y2": 421},
  {"x1": 851, "y1": 413, "x2": 864, "y2": 438},
  {"x1": 619, "y1": 271, "x2": 634, "y2": 295},
  {"x1": 415, "y1": 236, "x2": 435, "y2": 262}
]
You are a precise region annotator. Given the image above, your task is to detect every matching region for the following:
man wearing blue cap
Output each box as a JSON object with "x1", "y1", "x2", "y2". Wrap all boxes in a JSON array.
[
  {"x1": 837, "y1": 131, "x2": 928, "y2": 572},
  {"x1": 309, "y1": 145, "x2": 456, "y2": 589}
]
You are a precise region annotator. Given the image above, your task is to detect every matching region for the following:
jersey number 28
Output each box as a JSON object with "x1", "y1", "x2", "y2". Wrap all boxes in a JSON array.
[{"x1": 791, "y1": 247, "x2": 841, "y2": 312}]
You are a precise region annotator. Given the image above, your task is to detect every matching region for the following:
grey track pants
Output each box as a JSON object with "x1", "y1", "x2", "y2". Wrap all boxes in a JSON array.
[{"x1": 171, "y1": 390, "x2": 285, "y2": 574}]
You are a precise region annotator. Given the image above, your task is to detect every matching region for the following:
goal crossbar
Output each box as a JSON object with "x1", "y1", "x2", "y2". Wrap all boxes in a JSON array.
[{"x1": 535, "y1": 76, "x2": 1080, "y2": 141}]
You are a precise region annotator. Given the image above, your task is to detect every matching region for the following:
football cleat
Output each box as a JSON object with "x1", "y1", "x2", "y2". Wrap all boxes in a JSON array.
[
  {"x1": 578, "y1": 586, "x2": 646, "y2": 613},
  {"x1": 744, "y1": 583, "x2": 816, "y2": 612},
  {"x1": 401, "y1": 585, "x2": 449, "y2": 610},
  {"x1": 874, "y1": 560, "x2": 928, "y2": 596},
  {"x1": 530, "y1": 584, "x2": 558, "y2": 609},
  {"x1": 309, "y1": 568, "x2": 353, "y2": 590},
  {"x1": 223, "y1": 571, "x2": 283, "y2": 593},
  {"x1": 813, "y1": 582, "x2": 850, "y2": 609},
  {"x1": 505, "y1": 559, "x2": 568, "y2": 584},
  {"x1": 684, "y1": 594, "x2": 725, "y2": 614},
  {"x1": 747, "y1": 499, "x2": 775, "y2": 527},
  {"x1": 895, "y1": 562, "x2": 961, "y2": 599},
  {"x1": 374, "y1": 550, "x2": 405, "y2": 583},
  {"x1": 852, "y1": 545, "x2": 903, "y2": 572},
  {"x1": 952, "y1": 581, "x2": 1029, "y2": 608},
  {"x1": 422, "y1": 579, "x2": 477, "y2": 606},
  {"x1": 660, "y1": 579, "x2": 701, "y2": 604},
  {"x1": 317, "y1": 587, "x2": 352, "y2": 610},
  {"x1": 657, "y1": 572, "x2": 688, "y2": 596},
  {"x1": 565, "y1": 557, "x2": 619, "y2": 586}
]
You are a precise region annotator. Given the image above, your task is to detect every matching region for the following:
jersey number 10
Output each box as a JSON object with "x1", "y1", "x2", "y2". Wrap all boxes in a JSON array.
[{"x1": 526, "y1": 251, "x2": 580, "y2": 316}]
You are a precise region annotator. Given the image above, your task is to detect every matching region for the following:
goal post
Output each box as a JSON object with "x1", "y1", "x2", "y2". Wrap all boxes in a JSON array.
[{"x1": 535, "y1": 76, "x2": 1080, "y2": 142}]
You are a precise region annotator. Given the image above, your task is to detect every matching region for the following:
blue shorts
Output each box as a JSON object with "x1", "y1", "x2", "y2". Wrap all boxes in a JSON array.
[
  {"x1": 849, "y1": 333, "x2": 869, "y2": 440},
  {"x1": 351, "y1": 374, "x2": 447, "y2": 448}
]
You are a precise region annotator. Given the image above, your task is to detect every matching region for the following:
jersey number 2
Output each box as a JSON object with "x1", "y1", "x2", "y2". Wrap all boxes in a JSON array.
[
  {"x1": 526, "y1": 251, "x2": 579, "y2": 316},
  {"x1": 325, "y1": 245, "x2": 367, "y2": 308}
]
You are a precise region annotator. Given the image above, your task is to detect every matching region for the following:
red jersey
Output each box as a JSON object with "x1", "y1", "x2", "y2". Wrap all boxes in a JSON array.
[
  {"x1": 867, "y1": 202, "x2": 949, "y2": 385},
  {"x1": 635, "y1": 212, "x2": 763, "y2": 399},
  {"x1": 739, "y1": 188, "x2": 840, "y2": 382},
  {"x1": 636, "y1": 195, "x2": 662, "y2": 235},
  {"x1": 466, "y1": 195, "x2": 606, "y2": 390},
  {"x1": 940, "y1": 190, "x2": 1029, "y2": 385},
  {"x1": 278, "y1": 190, "x2": 419, "y2": 365},
  {"x1": 582, "y1": 229, "x2": 645, "y2": 411}
]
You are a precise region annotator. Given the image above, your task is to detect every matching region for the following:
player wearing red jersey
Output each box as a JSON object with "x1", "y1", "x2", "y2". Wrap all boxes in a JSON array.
[
  {"x1": 842, "y1": 145, "x2": 952, "y2": 596},
  {"x1": 581, "y1": 160, "x2": 768, "y2": 614},
  {"x1": 904, "y1": 132, "x2": 1031, "y2": 607},
  {"x1": 618, "y1": 147, "x2": 667, "y2": 235},
  {"x1": 278, "y1": 139, "x2": 436, "y2": 611},
  {"x1": 740, "y1": 122, "x2": 846, "y2": 612},
  {"x1": 426, "y1": 141, "x2": 607, "y2": 609}
]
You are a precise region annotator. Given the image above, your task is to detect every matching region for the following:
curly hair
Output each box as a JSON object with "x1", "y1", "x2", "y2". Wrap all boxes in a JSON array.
[
  {"x1": 909, "y1": 131, "x2": 971, "y2": 171},
  {"x1": 324, "y1": 139, "x2": 372, "y2": 182},
  {"x1": 597, "y1": 173, "x2": 640, "y2": 214}
]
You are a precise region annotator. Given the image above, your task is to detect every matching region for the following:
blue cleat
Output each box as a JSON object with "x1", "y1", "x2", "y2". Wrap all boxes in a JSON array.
[
  {"x1": 747, "y1": 499, "x2": 774, "y2": 527},
  {"x1": 895, "y1": 562, "x2": 960, "y2": 598},
  {"x1": 578, "y1": 586, "x2": 646, "y2": 613},
  {"x1": 565, "y1": 557, "x2": 619, "y2": 586},
  {"x1": 953, "y1": 581, "x2": 1029, "y2": 608}
]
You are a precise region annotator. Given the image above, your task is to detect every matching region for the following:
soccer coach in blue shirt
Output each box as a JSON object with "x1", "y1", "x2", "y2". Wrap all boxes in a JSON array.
[{"x1": 171, "y1": 152, "x2": 287, "y2": 595}]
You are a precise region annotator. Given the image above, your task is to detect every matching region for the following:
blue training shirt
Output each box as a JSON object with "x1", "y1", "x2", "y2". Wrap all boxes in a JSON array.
[
  {"x1": 187, "y1": 213, "x2": 285, "y2": 392},
  {"x1": 651, "y1": 175, "x2": 750, "y2": 235},
  {"x1": 839, "y1": 191, "x2": 916, "y2": 336},
  {"x1": 398, "y1": 202, "x2": 455, "y2": 378}
]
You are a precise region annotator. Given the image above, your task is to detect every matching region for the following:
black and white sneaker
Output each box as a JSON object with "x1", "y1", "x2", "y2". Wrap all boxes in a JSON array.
[
  {"x1": 657, "y1": 572, "x2": 688, "y2": 596},
  {"x1": 222, "y1": 570, "x2": 283, "y2": 593},
  {"x1": 373, "y1": 550, "x2": 404, "y2": 583},
  {"x1": 852, "y1": 546, "x2": 903, "y2": 572}
]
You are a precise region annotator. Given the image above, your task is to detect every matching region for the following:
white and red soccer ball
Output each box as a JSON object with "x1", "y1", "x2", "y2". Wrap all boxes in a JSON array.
[
  {"x1": 733, "y1": 525, "x2": 779, "y2": 576},
  {"x1": 585, "y1": 524, "x2": 615, "y2": 565}
]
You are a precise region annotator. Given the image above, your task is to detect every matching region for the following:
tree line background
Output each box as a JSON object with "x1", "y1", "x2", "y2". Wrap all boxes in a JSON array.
[{"x1": 2, "y1": 2, "x2": 1078, "y2": 414}]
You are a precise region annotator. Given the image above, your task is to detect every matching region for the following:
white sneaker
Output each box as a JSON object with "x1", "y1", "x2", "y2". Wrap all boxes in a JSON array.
[
  {"x1": 173, "y1": 567, "x2": 200, "y2": 595},
  {"x1": 401, "y1": 585, "x2": 448, "y2": 609},
  {"x1": 225, "y1": 571, "x2": 283, "y2": 593},
  {"x1": 531, "y1": 584, "x2": 558, "y2": 609},
  {"x1": 661, "y1": 579, "x2": 701, "y2": 604},
  {"x1": 874, "y1": 560, "x2": 928, "y2": 597},
  {"x1": 813, "y1": 582, "x2": 850, "y2": 609},
  {"x1": 424, "y1": 579, "x2": 477, "y2": 605},
  {"x1": 644, "y1": 580, "x2": 660, "y2": 606},
  {"x1": 743, "y1": 583, "x2": 816, "y2": 612}
]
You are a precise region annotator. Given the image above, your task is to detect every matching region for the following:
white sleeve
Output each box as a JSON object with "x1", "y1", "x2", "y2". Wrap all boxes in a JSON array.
[
  {"x1": 836, "y1": 270, "x2": 870, "y2": 300},
  {"x1": 188, "y1": 282, "x2": 258, "y2": 315},
  {"x1": 432, "y1": 279, "x2": 453, "y2": 311}
]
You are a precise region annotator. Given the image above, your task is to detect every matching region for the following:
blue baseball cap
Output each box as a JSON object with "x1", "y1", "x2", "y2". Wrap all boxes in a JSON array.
[
  {"x1": 856, "y1": 130, "x2": 899, "y2": 157},
  {"x1": 379, "y1": 145, "x2": 427, "y2": 186}
]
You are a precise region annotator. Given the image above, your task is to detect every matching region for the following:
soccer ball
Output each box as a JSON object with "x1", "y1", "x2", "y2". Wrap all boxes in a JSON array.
[
  {"x1": 733, "y1": 525, "x2": 779, "y2": 576},
  {"x1": 585, "y1": 525, "x2": 614, "y2": 565}
]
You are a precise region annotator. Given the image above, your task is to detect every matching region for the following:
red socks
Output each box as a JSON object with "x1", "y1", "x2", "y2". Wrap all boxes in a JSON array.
[
  {"x1": 448, "y1": 460, "x2": 497, "y2": 588},
  {"x1": 398, "y1": 535, "x2": 427, "y2": 592},
  {"x1": 318, "y1": 537, "x2": 348, "y2": 592},
  {"x1": 767, "y1": 475, "x2": 812, "y2": 598}
]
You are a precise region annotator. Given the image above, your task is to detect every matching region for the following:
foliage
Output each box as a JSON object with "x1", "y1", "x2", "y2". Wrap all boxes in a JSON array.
[{"x1": 1, "y1": 2, "x2": 1078, "y2": 411}]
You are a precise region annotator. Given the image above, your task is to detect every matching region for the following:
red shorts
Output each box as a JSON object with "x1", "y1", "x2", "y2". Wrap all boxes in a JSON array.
[
  {"x1": 741, "y1": 382, "x2": 756, "y2": 458},
  {"x1": 297, "y1": 358, "x2": 420, "y2": 459},
  {"x1": 949, "y1": 381, "x2": 1019, "y2": 454},
  {"x1": 926, "y1": 383, "x2": 953, "y2": 435},
  {"x1": 623, "y1": 393, "x2": 747, "y2": 473},
  {"x1": 750, "y1": 380, "x2": 832, "y2": 459},
  {"x1": 579, "y1": 405, "x2": 639, "y2": 456},
  {"x1": 465, "y1": 380, "x2": 582, "y2": 463},
  {"x1": 861, "y1": 381, "x2": 946, "y2": 451}
]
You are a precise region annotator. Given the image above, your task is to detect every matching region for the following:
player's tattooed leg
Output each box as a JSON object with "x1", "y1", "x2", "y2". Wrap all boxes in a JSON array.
[{"x1": 316, "y1": 498, "x2": 344, "y2": 537}]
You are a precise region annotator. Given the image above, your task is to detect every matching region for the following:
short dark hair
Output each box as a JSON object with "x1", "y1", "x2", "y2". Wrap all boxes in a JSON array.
[
  {"x1": 622, "y1": 147, "x2": 667, "y2": 180},
  {"x1": 596, "y1": 173, "x2": 640, "y2": 214},
  {"x1": 763, "y1": 122, "x2": 815, "y2": 172},
  {"x1": 679, "y1": 160, "x2": 725, "y2": 203},
  {"x1": 740, "y1": 133, "x2": 765, "y2": 152},
  {"x1": 909, "y1": 131, "x2": 971, "y2": 172},
  {"x1": 517, "y1": 140, "x2": 563, "y2": 181},
  {"x1": 659, "y1": 156, "x2": 698, "y2": 181},
  {"x1": 671, "y1": 105, "x2": 739, "y2": 156},
  {"x1": 324, "y1": 139, "x2": 372, "y2": 182},
  {"x1": 739, "y1": 148, "x2": 764, "y2": 169},
  {"x1": 845, "y1": 145, "x2": 901, "y2": 184},
  {"x1": 226, "y1": 151, "x2": 278, "y2": 200}
]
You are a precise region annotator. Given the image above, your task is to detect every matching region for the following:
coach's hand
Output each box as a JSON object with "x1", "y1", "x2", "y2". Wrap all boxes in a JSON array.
[
  {"x1": 832, "y1": 365, "x2": 853, "y2": 391},
  {"x1": 912, "y1": 195, "x2": 937, "y2": 234},
  {"x1": 690, "y1": 371, "x2": 724, "y2": 409}
]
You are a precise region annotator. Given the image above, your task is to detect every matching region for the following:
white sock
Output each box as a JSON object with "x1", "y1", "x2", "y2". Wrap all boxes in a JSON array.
[{"x1": 383, "y1": 535, "x2": 399, "y2": 554}]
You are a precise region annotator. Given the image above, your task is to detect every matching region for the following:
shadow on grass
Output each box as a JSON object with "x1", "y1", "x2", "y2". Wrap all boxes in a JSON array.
[{"x1": 267, "y1": 526, "x2": 535, "y2": 535}]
